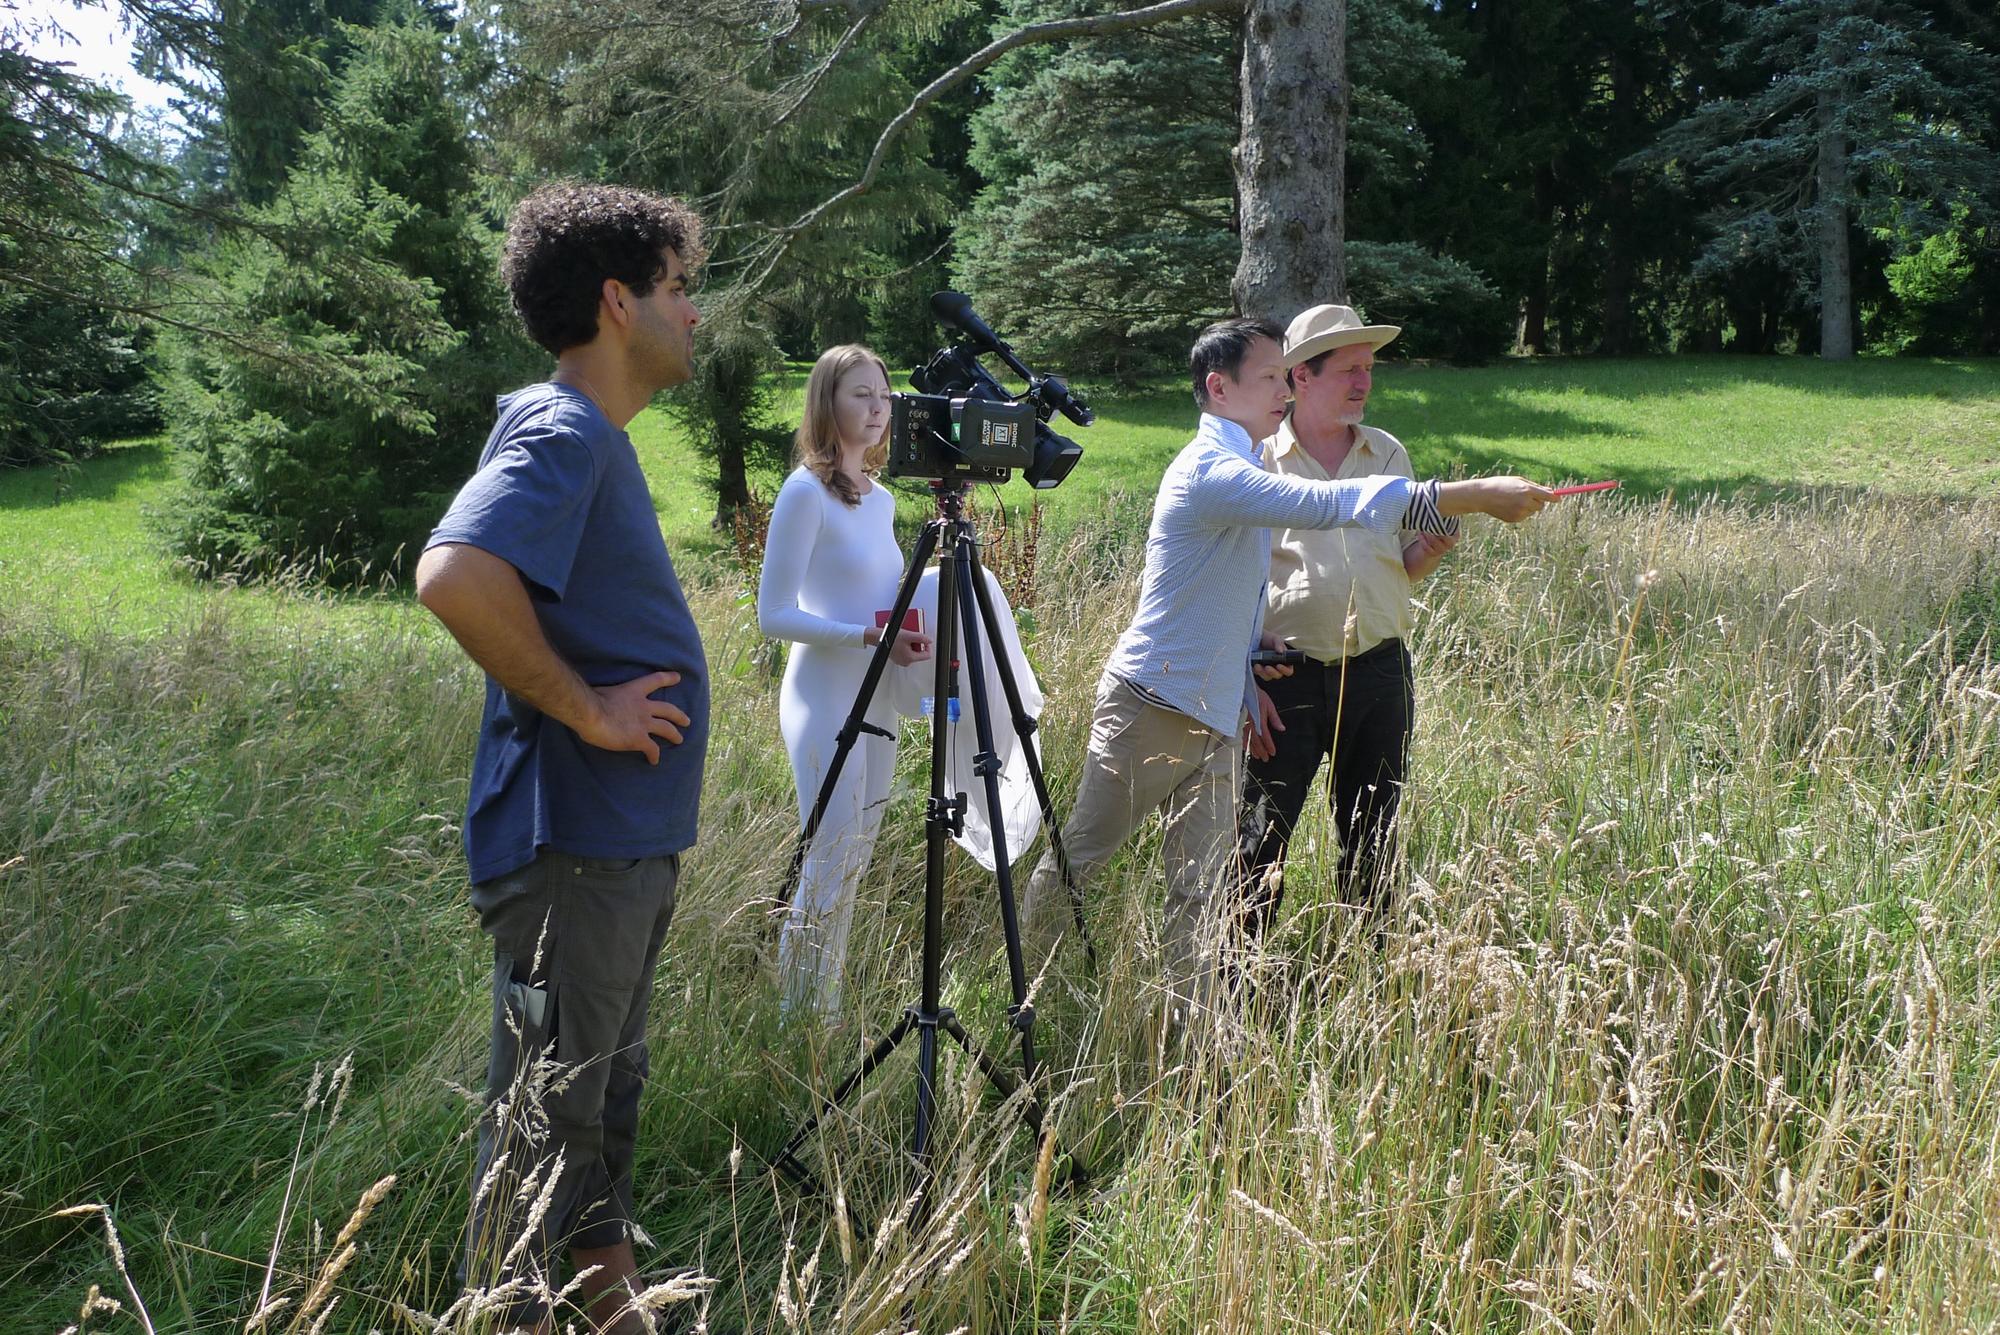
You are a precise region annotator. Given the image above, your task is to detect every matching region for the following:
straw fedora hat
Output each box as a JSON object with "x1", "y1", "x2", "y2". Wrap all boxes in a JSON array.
[{"x1": 1281, "y1": 303, "x2": 1400, "y2": 368}]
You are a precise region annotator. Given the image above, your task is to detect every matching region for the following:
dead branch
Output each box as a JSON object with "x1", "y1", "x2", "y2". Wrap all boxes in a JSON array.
[
  {"x1": 725, "y1": 0, "x2": 1242, "y2": 306},
  {"x1": 767, "y1": 7, "x2": 879, "y2": 135}
]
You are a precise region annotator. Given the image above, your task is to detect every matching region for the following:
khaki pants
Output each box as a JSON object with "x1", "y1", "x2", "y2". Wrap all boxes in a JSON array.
[{"x1": 1023, "y1": 675, "x2": 1241, "y2": 1025}]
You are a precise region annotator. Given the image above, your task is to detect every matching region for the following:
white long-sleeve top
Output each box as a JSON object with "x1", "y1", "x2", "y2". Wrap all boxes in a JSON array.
[
  {"x1": 756, "y1": 464, "x2": 1048, "y2": 874},
  {"x1": 758, "y1": 466, "x2": 906, "y2": 647}
]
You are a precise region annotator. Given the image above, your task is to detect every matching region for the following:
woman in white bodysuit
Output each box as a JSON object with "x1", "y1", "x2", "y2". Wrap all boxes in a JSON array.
[{"x1": 759, "y1": 345, "x2": 933, "y2": 1018}]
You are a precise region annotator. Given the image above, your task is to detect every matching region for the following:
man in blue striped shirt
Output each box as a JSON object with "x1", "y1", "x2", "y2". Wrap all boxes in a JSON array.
[{"x1": 1020, "y1": 318, "x2": 1550, "y2": 1033}]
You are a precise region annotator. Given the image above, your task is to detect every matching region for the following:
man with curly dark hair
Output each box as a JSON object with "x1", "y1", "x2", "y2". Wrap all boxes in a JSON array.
[{"x1": 416, "y1": 181, "x2": 707, "y2": 1333}]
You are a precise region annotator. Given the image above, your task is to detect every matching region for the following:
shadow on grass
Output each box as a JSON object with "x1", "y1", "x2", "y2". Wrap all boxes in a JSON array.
[
  {"x1": 0, "y1": 439, "x2": 171, "y2": 512},
  {"x1": 1428, "y1": 354, "x2": 2000, "y2": 404},
  {"x1": 1431, "y1": 439, "x2": 1990, "y2": 511}
]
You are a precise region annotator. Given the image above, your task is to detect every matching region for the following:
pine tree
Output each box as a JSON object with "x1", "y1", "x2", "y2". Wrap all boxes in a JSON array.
[
  {"x1": 157, "y1": 6, "x2": 530, "y2": 581},
  {"x1": 487, "y1": 0, "x2": 959, "y2": 522},
  {"x1": 955, "y1": 0, "x2": 1239, "y2": 376},
  {"x1": 1652, "y1": 0, "x2": 2000, "y2": 359},
  {"x1": 0, "y1": 20, "x2": 165, "y2": 465},
  {"x1": 953, "y1": 0, "x2": 1462, "y2": 374}
]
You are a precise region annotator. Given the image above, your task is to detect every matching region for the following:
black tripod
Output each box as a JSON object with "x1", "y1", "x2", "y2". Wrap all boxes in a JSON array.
[{"x1": 769, "y1": 481, "x2": 1091, "y2": 1213}]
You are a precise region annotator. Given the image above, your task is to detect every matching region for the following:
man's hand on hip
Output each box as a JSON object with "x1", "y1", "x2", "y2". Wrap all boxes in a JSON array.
[
  {"x1": 580, "y1": 671, "x2": 691, "y2": 765},
  {"x1": 416, "y1": 542, "x2": 692, "y2": 758}
]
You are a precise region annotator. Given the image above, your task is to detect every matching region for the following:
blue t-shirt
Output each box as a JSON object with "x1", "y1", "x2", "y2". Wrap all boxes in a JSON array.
[{"x1": 427, "y1": 382, "x2": 709, "y2": 884}]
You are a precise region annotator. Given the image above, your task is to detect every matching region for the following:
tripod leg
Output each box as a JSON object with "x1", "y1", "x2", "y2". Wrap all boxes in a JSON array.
[
  {"x1": 953, "y1": 547, "x2": 1100, "y2": 1189},
  {"x1": 771, "y1": 488, "x2": 1084, "y2": 1233},
  {"x1": 949, "y1": 546, "x2": 1046, "y2": 1090},
  {"x1": 908, "y1": 514, "x2": 965, "y2": 1222},
  {"x1": 771, "y1": 1011, "x2": 917, "y2": 1190},
  {"x1": 935, "y1": 1011, "x2": 1092, "y2": 1191},
  {"x1": 779, "y1": 520, "x2": 942, "y2": 909},
  {"x1": 935, "y1": 1011, "x2": 1040, "y2": 1127},
  {"x1": 962, "y1": 542, "x2": 1098, "y2": 969}
]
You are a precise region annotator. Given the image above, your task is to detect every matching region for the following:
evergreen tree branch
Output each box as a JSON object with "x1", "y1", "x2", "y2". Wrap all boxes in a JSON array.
[
  {"x1": 766, "y1": 7, "x2": 879, "y2": 134},
  {"x1": 725, "y1": 0, "x2": 1243, "y2": 304},
  {"x1": 766, "y1": 0, "x2": 873, "y2": 46},
  {"x1": 0, "y1": 267, "x2": 380, "y2": 391}
]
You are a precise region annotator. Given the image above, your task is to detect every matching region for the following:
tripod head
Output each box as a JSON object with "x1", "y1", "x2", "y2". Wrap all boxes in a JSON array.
[{"x1": 927, "y1": 478, "x2": 972, "y2": 523}]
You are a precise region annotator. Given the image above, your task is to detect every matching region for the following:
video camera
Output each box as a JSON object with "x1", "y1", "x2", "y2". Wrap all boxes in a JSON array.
[{"x1": 886, "y1": 292, "x2": 1090, "y2": 489}]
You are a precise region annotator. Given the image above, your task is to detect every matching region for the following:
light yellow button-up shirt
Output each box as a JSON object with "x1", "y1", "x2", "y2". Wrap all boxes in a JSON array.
[{"x1": 1261, "y1": 415, "x2": 1416, "y2": 662}]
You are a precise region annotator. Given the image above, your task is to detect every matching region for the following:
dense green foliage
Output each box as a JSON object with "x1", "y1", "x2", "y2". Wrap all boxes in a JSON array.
[
  {"x1": 955, "y1": 0, "x2": 1239, "y2": 377},
  {"x1": 955, "y1": 0, "x2": 1463, "y2": 376},
  {"x1": 153, "y1": 9, "x2": 526, "y2": 581},
  {"x1": 8, "y1": 0, "x2": 1999, "y2": 516},
  {"x1": 1345, "y1": 241, "x2": 1510, "y2": 363},
  {"x1": 0, "y1": 34, "x2": 164, "y2": 465},
  {"x1": 208, "y1": 0, "x2": 394, "y2": 204},
  {"x1": 0, "y1": 283, "x2": 157, "y2": 469},
  {"x1": 485, "y1": 0, "x2": 966, "y2": 519},
  {"x1": 1647, "y1": 0, "x2": 2000, "y2": 356}
]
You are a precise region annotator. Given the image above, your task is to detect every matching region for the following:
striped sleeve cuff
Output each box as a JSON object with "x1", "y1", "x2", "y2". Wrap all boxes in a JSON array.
[{"x1": 1406, "y1": 479, "x2": 1461, "y2": 537}]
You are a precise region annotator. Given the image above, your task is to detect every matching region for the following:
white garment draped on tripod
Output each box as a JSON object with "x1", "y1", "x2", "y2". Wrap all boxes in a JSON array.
[{"x1": 758, "y1": 464, "x2": 1044, "y2": 1017}]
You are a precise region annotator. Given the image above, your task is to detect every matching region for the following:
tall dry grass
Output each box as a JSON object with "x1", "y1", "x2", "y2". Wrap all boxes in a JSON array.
[{"x1": 6, "y1": 489, "x2": 1999, "y2": 1332}]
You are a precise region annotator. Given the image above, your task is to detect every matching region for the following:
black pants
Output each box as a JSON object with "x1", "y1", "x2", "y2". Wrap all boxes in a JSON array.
[{"x1": 1239, "y1": 640, "x2": 1412, "y2": 934}]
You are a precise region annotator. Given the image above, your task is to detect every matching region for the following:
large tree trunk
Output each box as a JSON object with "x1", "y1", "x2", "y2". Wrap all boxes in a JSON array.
[
  {"x1": 1519, "y1": 162, "x2": 1556, "y2": 352},
  {"x1": 1816, "y1": 87, "x2": 1854, "y2": 360},
  {"x1": 712, "y1": 433, "x2": 750, "y2": 526},
  {"x1": 1599, "y1": 49, "x2": 1637, "y2": 355},
  {"x1": 1232, "y1": 0, "x2": 1346, "y2": 320}
]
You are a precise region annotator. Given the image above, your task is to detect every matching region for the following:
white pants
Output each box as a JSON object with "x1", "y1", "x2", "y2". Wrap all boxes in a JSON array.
[
  {"x1": 778, "y1": 642, "x2": 898, "y2": 1018},
  {"x1": 776, "y1": 567, "x2": 1047, "y2": 1018}
]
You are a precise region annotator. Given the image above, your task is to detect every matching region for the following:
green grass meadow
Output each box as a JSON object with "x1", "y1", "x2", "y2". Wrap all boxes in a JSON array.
[{"x1": 4, "y1": 357, "x2": 2000, "y2": 1333}]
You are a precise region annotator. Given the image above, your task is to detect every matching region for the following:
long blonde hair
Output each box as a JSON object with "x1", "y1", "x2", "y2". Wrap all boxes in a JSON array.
[{"x1": 795, "y1": 344, "x2": 891, "y2": 508}]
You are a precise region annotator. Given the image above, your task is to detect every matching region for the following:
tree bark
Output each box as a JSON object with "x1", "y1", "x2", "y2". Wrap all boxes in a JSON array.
[
  {"x1": 706, "y1": 345, "x2": 759, "y2": 525},
  {"x1": 1816, "y1": 86, "x2": 1854, "y2": 360},
  {"x1": 713, "y1": 433, "x2": 750, "y2": 524},
  {"x1": 1232, "y1": 0, "x2": 1345, "y2": 319},
  {"x1": 1519, "y1": 162, "x2": 1555, "y2": 352},
  {"x1": 1599, "y1": 49, "x2": 1637, "y2": 355}
]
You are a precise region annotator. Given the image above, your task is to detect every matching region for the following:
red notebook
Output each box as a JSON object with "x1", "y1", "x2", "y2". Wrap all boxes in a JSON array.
[{"x1": 875, "y1": 608, "x2": 926, "y2": 635}]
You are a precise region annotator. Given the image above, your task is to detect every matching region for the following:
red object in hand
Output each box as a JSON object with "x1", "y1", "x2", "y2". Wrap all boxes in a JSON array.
[
  {"x1": 875, "y1": 608, "x2": 926, "y2": 635},
  {"x1": 1549, "y1": 480, "x2": 1621, "y2": 497}
]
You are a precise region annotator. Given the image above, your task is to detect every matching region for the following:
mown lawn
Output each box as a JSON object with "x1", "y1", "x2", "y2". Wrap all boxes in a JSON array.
[
  {"x1": 648, "y1": 355, "x2": 2000, "y2": 545},
  {"x1": 6, "y1": 356, "x2": 1996, "y2": 630}
]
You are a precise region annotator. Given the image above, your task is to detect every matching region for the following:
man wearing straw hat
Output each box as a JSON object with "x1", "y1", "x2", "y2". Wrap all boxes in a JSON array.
[{"x1": 1238, "y1": 303, "x2": 1456, "y2": 937}]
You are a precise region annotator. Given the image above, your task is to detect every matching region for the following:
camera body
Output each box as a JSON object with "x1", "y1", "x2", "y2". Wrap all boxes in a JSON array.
[
  {"x1": 884, "y1": 295, "x2": 1090, "y2": 490},
  {"x1": 886, "y1": 389, "x2": 1036, "y2": 486}
]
